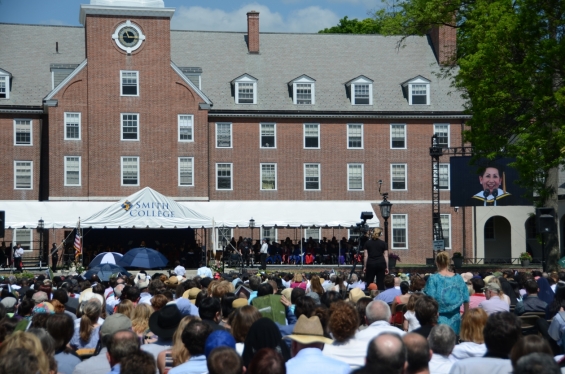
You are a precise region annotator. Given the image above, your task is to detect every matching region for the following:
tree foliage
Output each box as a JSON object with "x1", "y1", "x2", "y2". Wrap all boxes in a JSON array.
[
  {"x1": 318, "y1": 16, "x2": 382, "y2": 34},
  {"x1": 378, "y1": 0, "x2": 565, "y2": 269}
]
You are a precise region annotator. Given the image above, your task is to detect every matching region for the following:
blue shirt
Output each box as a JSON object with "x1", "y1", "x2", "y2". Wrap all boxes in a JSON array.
[
  {"x1": 375, "y1": 288, "x2": 401, "y2": 304},
  {"x1": 168, "y1": 355, "x2": 207, "y2": 374},
  {"x1": 286, "y1": 348, "x2": 350, "y2": 374},
  {"x1": 108, "y1": 363, "x2": 120, "y2": 374},
  {"x1": 248, "y1": 291, "x2": 258, "y2": 305},
  {"x1": 54, "y1": 351, "x2": 81, "y2": 374}
]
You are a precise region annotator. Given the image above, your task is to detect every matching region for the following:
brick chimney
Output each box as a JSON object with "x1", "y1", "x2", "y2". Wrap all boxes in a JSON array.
[
  {"x1": 429, "y1": 24, "x2": 456, "y2": 66},
  {"x1": 247, "y1": 10, "x2": 259, "y2": 54}
]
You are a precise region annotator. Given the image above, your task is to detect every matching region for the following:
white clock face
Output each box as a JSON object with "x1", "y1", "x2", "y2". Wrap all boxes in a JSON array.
[{"x1": 112, "y1": 20, "x2": 145, "y2": 54}]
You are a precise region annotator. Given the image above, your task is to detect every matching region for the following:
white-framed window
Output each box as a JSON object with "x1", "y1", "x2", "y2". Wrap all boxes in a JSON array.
[
  {"x1": 216, "y1": 163, "x2": 233, "y2": 190},
  {"x1": 260, "y1": 163, "x2": 277, "y2": 190},
  {"x1": 391, "y1": 164, "x2": 407, "y2": 190},
  {"x1": 260, "y1": 123, "x2": 276, "y2": 148},
  {"x1": 347, "y1": 76, "x2": 373, "y2": 105},
  {"x1": 391, "y1": 214, "x2": 408, "y2": 249},
  {"x1": 390, "y1": 124, "x2": 406, "y2": 149},
  {"x1": 304, "y1": 124, "x2": 320, "y2": 149},
  {"x1": 233, "y1": 74, "x2": 257, "y2": 104},
  {"x1": 347, "y1": 124, "x2": 363, "y2": 149},
  {"x1": 64, "y1": 112, "x2": 81, "y2": 140},
  {"x1": 434, "y1": 124, "x2": 449, "y2": 148},
  {"x1": 402, "y1": 76, "x2": 430, "y2": 105},
  {"x1": 64, "y1": 156, "x2": 81, "y2": 186},
  {"x1": 14, "y1": 229, "x2": 32, "y2": 251},
  {"x1": 14, "y1": 119, "x2": 32, "y2": 146},
  {"x1": 216, "y1": 123, "x2": 232, "y2": 148},
  {"x1": 121, "y1": 70, "x2": 139, "y2": 96},
  {"x1": 121, "y1": 113, "x2": 139, "y2": 141},
  {"x1": 178, "y1": 157, "x2": 194, "y2": 186},
  {"x1": 0, "y1": 74, "x2": 10, "y2": 99},
  {"x1": 262, "y1": 227, "x2": 277, "y2": 243},
  {"x1": 347, "y1": 164, "x2": 364, "y2": 191},
  {"x1": 121, "y1": 156, "x2": 139, "y2": 186},
  {"x1": 14, "y1": 161, "x2": 32, "y2": 190},
  {"x1": 178, "y1": 115, "x2": 194, "y2": 142},
  {"x1": 304, "y1": 227, "x2": 321, "y2": 241},
  {"x1": 433, "y1": 163, "x2": 450, "y2": 190},
  {"x1": 440, "y1": 214, "x2": 451, "y2": 249},
  {"x1": 304, "y1": 163, "x2": 321, "y2": 190},
  {"x1": 290, "y1": 75, "x2": 316, "y2": 105},
  {"x1": 217, "y1": 227, "x2": 233, "y2": 249}
]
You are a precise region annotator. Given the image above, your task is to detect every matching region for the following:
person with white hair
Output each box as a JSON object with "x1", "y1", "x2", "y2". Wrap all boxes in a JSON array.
[
  {"x1": 427, "y1": 325, "x2": 456, "y2": 374},
  {"x1": 355, "y1": 300, "x2": 405, "y2": 343}
]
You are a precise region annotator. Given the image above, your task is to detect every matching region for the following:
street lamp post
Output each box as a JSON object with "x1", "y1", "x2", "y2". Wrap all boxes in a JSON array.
[
  {"x1": 38, "y1": 218, "x2": 44, "y2": 269},
  {"x1": 379, "y1": 193, "x2": 392, "y2": 247}
]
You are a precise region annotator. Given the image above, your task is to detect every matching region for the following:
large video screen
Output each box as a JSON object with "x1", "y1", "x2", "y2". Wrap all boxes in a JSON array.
[{"x1": 450, "y1": 157, "x2": 532, "y2": 207}]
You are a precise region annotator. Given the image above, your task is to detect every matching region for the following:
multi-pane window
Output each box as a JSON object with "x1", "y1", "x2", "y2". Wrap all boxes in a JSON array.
[
  {"x1": 411, "y1": 84, "x2": 427, "y2": 104},
  {"x1": 64, "y1": 156, "x2": 81, "y2": 186},
  {"x1": 391, "y1": 164, "x2": 407, "y2": 190},
  {"x1": 392, "y1": 214, "x2": 408, "y2": 249},
  {"x1": 14, "y1": 161, "x2": 32, "y2": 189},
  {"x1": 217, "y1": 228, "x2": 232, "y2": 248},
  {"x1": 121, "y1": 114, "x2": 139, "y2": 140},
  {"x1": 304, "y1": 124, "x2": 320, "y2": 148},
  {"x1": 437, "y1": 164, "x2": 450, "y2": 189},
  {"x1": 178, "y1": 157, "x2": 194, "y2": 186},
  {"x1": 216, "y1": 123, "x2": 232, "y2": 148},
  {"x1": 0, "y1": 75, "x2": 8, "y2": 99},
  {"x1": 391, "y1": 124, "x2": 406, "y2": 148},
  {"x1": 65, "y1": 113, "x2": 81, "y2": 140},
  {"x1": 440, "y1": 214, "x2": 451, "y2": 249},
  {"x1": 296, "y1": 83, "x2": 313, "y2": 104},
  {"x1": 348, "y1": 164, "x2": 363, "y2": 190},
  {"x1": 260, "y1": 123, "x2": 276, "y2": 148},
  {"x1": 14, "y1": 119, "x2": 32, "y2": 145},
  {"x1": 14, "y1": 229, "x2": 32, "y2": 251},
  {"x1": 305, "y1": 228, "x2": 321, "y2": 241},
  {"x1": 261, "y1": 163, "x2": 277, "y2": 190},
  {"x1": 237, "y1": 82, "x2": 254, "y2": 104},
  {"x1": 347, "y1": 124, "x2": 363, "y2": 148},
  {"x1": 178, "y1": 115, "x2": 193, "y2": 142},
  {"x1": 304, "y1": 163, "x2": 320, "y2": 190},
  {"x1": 262, "y1": 227, "x2": 277, "y2": 243},
  {"x1": 121, "y1": 71, "x2": 138, "y2": 96},
  {"x1": 434, "y1": 124, "x2": 449, "y2": 148},
  {"x1": 354, "y1": 84, "x2": 370, "y2": 104},
  {"x1": 216, "y1": 163, "x2": 232, "y2": 190},
  {"x1": 121, "y1": 157, "x2": 139, "y2": 186}
]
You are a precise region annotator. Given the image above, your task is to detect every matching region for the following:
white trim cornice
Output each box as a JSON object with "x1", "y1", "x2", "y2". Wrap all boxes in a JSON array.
[{"x1": 80, "y1": 5, "x2": 175, "y2": 25}]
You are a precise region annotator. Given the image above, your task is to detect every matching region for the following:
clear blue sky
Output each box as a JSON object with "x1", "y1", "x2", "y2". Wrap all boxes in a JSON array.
[{"x1": 0, "y1": 0, "x2": 384, "y2": 33}]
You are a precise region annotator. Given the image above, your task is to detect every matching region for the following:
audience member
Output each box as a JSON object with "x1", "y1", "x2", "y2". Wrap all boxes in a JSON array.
[
  {"x1": 46, "y1": 313, "x2": 81, "y2": 374},
  {"x1": 514, "y1": 353, "x2": 560, "y2": 374},
  {"x1": 363, "y1": 333, "x2": 407, "y2": 374},
  {"x1": 412, "y1": 295, "x2": 439, "y2": 338},
  {"x1": 120, "y1": 350, "x2": 157, "y2": 374},
  {"x1": 248, "y1": 348, "x2": 287, "y2": 374},
  {"x1": 403, "y1": 333, "x2": 431, "y2": 374},
  {"x1": 375, "y1": 275, "x2": 401, "y2": 303},
  {"x1": 106, "y1": 330, "x2": 141, "y2": 374},
  {"x1": 168, "y1": 320, "x2": 213, "y2": 374},
  {"x1": 355, "y1": 300, "x2": 405, "y2": 342},
  {"x1": 479, "y1": 283, "x2": 510, "y2": 315},
  {"x1": 450, "y1": 308, "x2": 487, "y2": 361},
  {"x1": 207, "y1": 347, "x2": 244, "y2": 374},
  {"x1": 284, "y1": 315, "x2": 349, "y2": 374},
  {"x1": 242, "y1": 318, "x2": 291, "y2": 368},
  {"x1": 515, "y1": 279, "x2": 548, "y2": 315},
  {"x1": 427, "y1": 325, "x2": 456, "y2": 374}
]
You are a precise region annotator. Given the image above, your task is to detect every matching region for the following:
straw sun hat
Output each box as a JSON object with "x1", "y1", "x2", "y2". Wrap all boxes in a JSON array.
[{"x1": 283, "y1": 315, "x2": 333, "y2": 345}]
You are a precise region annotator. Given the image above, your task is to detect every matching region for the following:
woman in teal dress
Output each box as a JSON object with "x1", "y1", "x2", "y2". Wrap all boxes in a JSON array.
[{"x1": 424, "y1": 251, "x2": 469, "y2": 334}]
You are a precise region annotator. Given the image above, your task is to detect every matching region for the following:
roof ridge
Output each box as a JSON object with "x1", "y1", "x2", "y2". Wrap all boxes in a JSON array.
[{"x1": 0, "y1": 22, "x2": 82, "y2": 28}]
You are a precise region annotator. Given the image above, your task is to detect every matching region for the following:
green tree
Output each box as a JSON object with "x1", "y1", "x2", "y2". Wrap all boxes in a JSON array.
[
  {"x1": 318, "y1": 16, "x2": 382, "y2": 34},
  {"x1": 379, "y1": 0, "x2": 565, "y2": 270}
]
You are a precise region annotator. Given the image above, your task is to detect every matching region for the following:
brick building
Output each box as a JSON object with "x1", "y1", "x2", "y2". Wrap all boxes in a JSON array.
[{"x1": 0, "y1": 0, "x2": 493, "y2": 265}]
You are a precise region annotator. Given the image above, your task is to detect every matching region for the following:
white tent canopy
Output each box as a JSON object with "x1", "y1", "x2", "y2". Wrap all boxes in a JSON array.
[
  {"x1": 183, "y1": 201, "x2": 379, "y2": 228},
  {"x1": 81, "y1": 187, "x2": 212, "y2": 228}
]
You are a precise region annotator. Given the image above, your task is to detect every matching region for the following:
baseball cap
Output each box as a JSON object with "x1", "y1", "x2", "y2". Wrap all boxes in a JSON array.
[
  {"x1": 483, "y1": 283, "x2": 501, "y2": 292},
  {"x1": 204, "y1": 330, "x2": 236, "y2": 357},
  {"x1": 100, "y1": 313, "x2": 133, "y2": 338}
]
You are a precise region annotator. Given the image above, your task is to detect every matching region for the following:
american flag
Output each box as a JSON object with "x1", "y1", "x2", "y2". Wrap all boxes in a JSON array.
[{"x1": 74, "y1": 222, "x2": 82, "y2": 258}]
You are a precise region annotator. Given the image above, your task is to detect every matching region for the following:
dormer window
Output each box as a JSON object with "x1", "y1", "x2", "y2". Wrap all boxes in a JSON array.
[
  {"x1": 346, "y1": 76, "x2": 373, "y2": 105},
  {"x1": 0, "y1": 69, "x2": 11, "y2": 99},
  {"x1": 401, "y1": 76, "x2": 430, "y2": 105},
  {"x1": 289, "y1": 75, "x2": 316, "y2": 105},
  {"x1": 232, "y1": 74, "x2": 257, "y2": 104}
]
